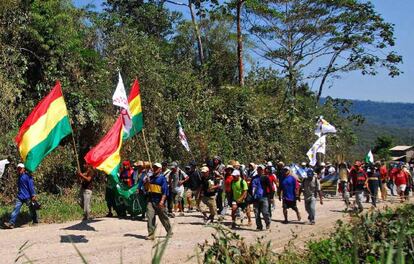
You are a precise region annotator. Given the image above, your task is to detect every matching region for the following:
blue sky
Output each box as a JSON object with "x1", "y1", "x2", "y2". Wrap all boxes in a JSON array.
[{"x1": 74, "y1": 0, "x2": 413, "y2": 103}]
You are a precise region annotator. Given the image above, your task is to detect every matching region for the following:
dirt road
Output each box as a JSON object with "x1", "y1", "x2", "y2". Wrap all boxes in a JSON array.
[{"x1": 0, "y1": 197, "x2": 402, "y2": 263}]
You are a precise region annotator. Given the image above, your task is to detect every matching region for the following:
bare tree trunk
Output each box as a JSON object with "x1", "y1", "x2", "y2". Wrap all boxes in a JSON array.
[
  {"x1": 236, "y1": 0, "x2": 244, "y2": 87},
  {"x1": 188, "y1": 0, "x2": 204, "y2": 65}
]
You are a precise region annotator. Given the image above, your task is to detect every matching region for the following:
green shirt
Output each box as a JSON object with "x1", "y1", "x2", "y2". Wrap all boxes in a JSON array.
[{"x1": 231, "y1": 178, "x2": 248, "y2": 202}]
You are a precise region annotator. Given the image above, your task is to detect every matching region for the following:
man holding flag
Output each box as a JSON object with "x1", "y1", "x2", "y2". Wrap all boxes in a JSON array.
[{"x1": 4, "y1": 81, "x2": 72, "y2": 228}]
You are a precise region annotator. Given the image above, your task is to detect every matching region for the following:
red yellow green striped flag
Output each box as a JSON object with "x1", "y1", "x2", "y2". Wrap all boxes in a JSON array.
[
  {"x1": 84, "y1": 116, "x2": 123, "y2": 176},
  {"x1": 123, "y1": 79, "x2": 143, "y2": 140},
  {"x1": 84, "y1": 79, "x2": 144, "y2": 176},
  {"x1": 15, "y1": 81, "x2": 72, "y2": 172}
]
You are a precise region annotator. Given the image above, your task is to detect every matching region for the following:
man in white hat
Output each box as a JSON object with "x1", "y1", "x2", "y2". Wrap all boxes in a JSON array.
[
  {"x1": 143, "y1": 163, "x2": 172, "y2": 240},
  {"x1": 4, "y1": 163, "x2": 38, "y2": 229}
]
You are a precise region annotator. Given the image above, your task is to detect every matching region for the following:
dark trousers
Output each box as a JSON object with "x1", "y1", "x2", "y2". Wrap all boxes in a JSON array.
[
  {"x1": 216, "y1": 189, "x2": 223, "y2": 214},
  {"x1": 253, "y1": 198, "x2": 270, "y2": 229},
  {"x1": 167, "y1": 192, "x2": 177, "y2": 214},
  {"x1": 387, "y1": 180, "x2": 395, "y2": 196},
  {"x1": 368, "y1": 180, "x2": 379, "y2": 207}
]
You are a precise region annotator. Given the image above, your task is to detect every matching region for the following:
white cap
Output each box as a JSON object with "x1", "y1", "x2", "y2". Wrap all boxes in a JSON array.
[
  {"x1": 266, "y1": 161, "x2": 273, "y2": 167},
  {"x1": 200, "y1": 166, "x2": 209, "y2": 173},
  {"x1": 231, "y1": 170, "x2": 241, "y2": 176},
  {"x1": 17, "y1": 163, "x2": 25, "y2": 169},
  {"x1": 153, "y1": 163, "x2": 162, "y2": 168},
  {"x1": 320, "y1": 162, "x2": 326, "y2": 167},
  {"x1": 301, "y1": 162, "x2": 307, "y2": 166}
]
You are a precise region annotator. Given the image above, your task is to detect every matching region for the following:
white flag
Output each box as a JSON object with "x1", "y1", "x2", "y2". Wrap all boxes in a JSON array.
[
  {"x1": 315, "y1": 116, "x2": 337, "y2": 137},
  {"x1": 307, "y1": 136, "x2": 326, "y2": 166},
  {"x1": 0, "y1": 159, "x2": 10, "y2": 179},
  {"x1": 365, "y1": 150, "x2": 374, "y2": 164},
  {"x1": 112, "y1": 72, "x2": 132, "y2": 134},
  {"x1": 178, "y1": 120, "x2": 190, "y2": 152}
]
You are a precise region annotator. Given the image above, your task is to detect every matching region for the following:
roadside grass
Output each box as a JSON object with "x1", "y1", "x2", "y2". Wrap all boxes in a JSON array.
[{"x1": 1, "y1": 188, "x2": 107, "y2": 226}]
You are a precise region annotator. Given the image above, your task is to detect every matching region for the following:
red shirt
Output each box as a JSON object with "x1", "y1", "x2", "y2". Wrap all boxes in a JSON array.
[
  {"x1": 394, "y1": 170, "x2": 409, "y2": 186},
  {"x1": 268, "y1": 174, "x2": 277, "y2": 192},
  {"x1": 380, "y1": 165, "x2": 388, "y2": 181},
  {"x1": 224, "y1": 175, "x2": 234, "y2": 193},
  {"x1": 390, "y1": 168, "x2": 399, "y2": 181}
]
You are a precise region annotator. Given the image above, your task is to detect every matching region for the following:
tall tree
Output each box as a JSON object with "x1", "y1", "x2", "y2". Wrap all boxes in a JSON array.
[{"x1": 246, "y1": 0, "x2": 402, "y2": 100}]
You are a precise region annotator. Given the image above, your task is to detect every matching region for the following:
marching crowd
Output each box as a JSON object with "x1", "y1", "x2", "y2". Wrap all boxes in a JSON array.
[{"x1": 3, "y1": 156, "x2": 414, "y2": 242}]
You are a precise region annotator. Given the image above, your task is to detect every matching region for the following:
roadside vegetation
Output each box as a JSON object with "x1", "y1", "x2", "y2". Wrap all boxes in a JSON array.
[
  {"x1": 0, "y1": 188, "x2": 107, "y2": 226},
  {"x1": 198, "y1": 204, "x2": 414, "y2": 264}
]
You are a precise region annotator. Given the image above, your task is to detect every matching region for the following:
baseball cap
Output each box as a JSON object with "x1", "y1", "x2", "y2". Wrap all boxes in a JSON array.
[
  {"x1": 225, "y1": 165, "x2": 234, "y2": 170},
  {"x1": 17, "y1": 163, "x2": 25, "y2": 169},
  {"x1": 153, "y1": 163, "x2": 162, "y2": 168},
  {"x1": 231, "y1": 170, "x2": 241, "y2": 176},
  {"x1": 200, "y1": 166, "x2": 209, "y2": 173},
  {"x1": 266, "y1": 161, "x2": 273, "y2": 167},
  {"x1": 282, "y1": 166, "x2": 290, "y2": 171},
  {"x1": 301, "y1": 162, "x2": 307, "y2": 166},
  {"x1": 257, "y1": 164, "x2": 265, "y2": 170},
  {"x1": 169, "y1": 162, "x2": 178, "y2": 168}
]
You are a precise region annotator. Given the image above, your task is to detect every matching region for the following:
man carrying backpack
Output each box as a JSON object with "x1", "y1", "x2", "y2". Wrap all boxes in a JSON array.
[
  {"x1": 250, "y1": 165, "x2": 271, "y2": 231},
  {"x1": 230, "y1": 169, "x2": 251, "y2": 229}
]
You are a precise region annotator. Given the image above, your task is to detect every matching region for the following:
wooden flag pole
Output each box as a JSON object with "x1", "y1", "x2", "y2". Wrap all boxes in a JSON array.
[
  {"x1": 70, "y1": 132, "x2": 81, "y2": 172},
  {"x1": 141, "y1": 128, "x2": 152, "y2": 166},
  {"x1": 59, "y1": 81, "x2": 81, "y2": 172}
]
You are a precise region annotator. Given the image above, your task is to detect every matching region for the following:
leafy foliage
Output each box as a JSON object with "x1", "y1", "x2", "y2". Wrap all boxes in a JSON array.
[{"x1": 0, "y1": 0, "x2": 396, "y2": 199}]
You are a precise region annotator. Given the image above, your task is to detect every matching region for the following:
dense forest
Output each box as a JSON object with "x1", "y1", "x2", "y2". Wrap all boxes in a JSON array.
[{"x1": 0, "y1": 0, "x2": 402, "y2": 197}]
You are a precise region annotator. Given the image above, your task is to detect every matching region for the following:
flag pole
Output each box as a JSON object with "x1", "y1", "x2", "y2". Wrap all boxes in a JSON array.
[
  {"x1": 59, "y1": 81, "x2": 81, "y2": 172},
  {"x1": 141, "y1": 128, "x2": 152, "y2": 166}
]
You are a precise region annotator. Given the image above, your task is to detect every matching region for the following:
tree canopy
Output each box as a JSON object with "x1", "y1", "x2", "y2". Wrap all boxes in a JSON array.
[{"x1": 0, "y1": 0, "x2": 401, "y2": 197}]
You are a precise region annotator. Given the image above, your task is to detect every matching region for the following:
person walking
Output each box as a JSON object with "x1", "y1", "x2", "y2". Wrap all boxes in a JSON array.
[
  {"x1": 167, "y1": 162, "x2": 188, "y2": 217},
  {"x1": 185, "y1": 161, "x2": 201, "y2": 212},
  {"x1": 78, "y1": 164, "x2": 95, "y2": 221},
  {"x1": 367, "y1": 164, "x2": 380, "y2": 207},
  {"x1": 300, "y1": 169, "x2": 323, "y2": 225},
  {"x1": 279, "y1": 166, "x2": 301, "y2": 224},
  {"x1": 338, "y1": 162, "x2": 350, "y2": 210},
  {"x1": 230, "y1": 169, "x2": 251, "y2": 229},
  {"x1": 4, "y1": 163, "x2": 38, "y2": 229},
  {"x1": 143, "y1": 163, "x2": 172, "y2": 240},
  {"x1": 379, "y1": 161, "x2": 388, "y2": 201},
  {"x1": 250, "y1": 165, "x2": 271, "y2": 230},
  {"x1": 394, "y1": 163, "x2": 410, "y2": 202},
  {"x1": 198, "y1": 166, "x2": 220, "y2": 224},
  {"x1": 211, "y1": 156, "x2": 225, "y2": 215},
  {"x1": 350, "y1": 161, "x2": 367, "y2": 212}
]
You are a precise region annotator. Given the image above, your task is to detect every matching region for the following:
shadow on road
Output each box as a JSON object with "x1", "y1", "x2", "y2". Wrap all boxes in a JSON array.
[
  {"x1": 62, "y1": 219, "x2": 102, "y2": 232},
  {"x1": 124, "y1": 233, "x2": 147, "y2": 240},
  {"x1": 60, "y1": 234, "x2": 89, "y2": 243}
]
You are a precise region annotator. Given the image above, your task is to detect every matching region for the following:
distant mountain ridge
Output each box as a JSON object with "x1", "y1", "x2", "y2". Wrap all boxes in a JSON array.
[
  {"x1": 333, "y1": 98, "x2": 414, "y2": 155},
  {"x1": 349, "y1": 99, "x2": 414, "y2": 128}
]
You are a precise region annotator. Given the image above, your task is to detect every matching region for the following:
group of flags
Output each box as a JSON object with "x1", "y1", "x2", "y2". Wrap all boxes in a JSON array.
[
  {"x1": 14, "y1": 73, "x2": 192, "y2": 175},
  {"x1": 13, "y1": 74, "x2": 141, "y2": 175}
]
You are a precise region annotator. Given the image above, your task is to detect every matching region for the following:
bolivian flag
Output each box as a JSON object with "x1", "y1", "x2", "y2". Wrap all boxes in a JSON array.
[
  {"x1": 123, "y1": 79, "x2": 143, "y2": 140},
  {"x1": 84, "y1": 79, "x2": 144, "y2": 177},
  {"x1": 15, "y1": 81, "x2": 72, "y2": 172},
  {"x1": 84, "y1": 116, "x2": 123, "y2": 176}
]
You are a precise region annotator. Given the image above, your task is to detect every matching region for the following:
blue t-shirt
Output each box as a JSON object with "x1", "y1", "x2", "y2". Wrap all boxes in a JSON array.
[
  {"x1": 145, "y1": 173, "x2": 168, "y2": 204},
  {"x1": 281, "y1": 175, "x2": 297, "y2": 201}
]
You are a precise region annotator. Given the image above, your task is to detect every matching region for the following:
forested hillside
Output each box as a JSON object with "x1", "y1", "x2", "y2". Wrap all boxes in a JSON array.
[
  {"x1": 0, "y1": 0, "x2": 402, "y2": 199},
  {"x1": 345, "y1": 100, "x2": 414, "y2": 155}
]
